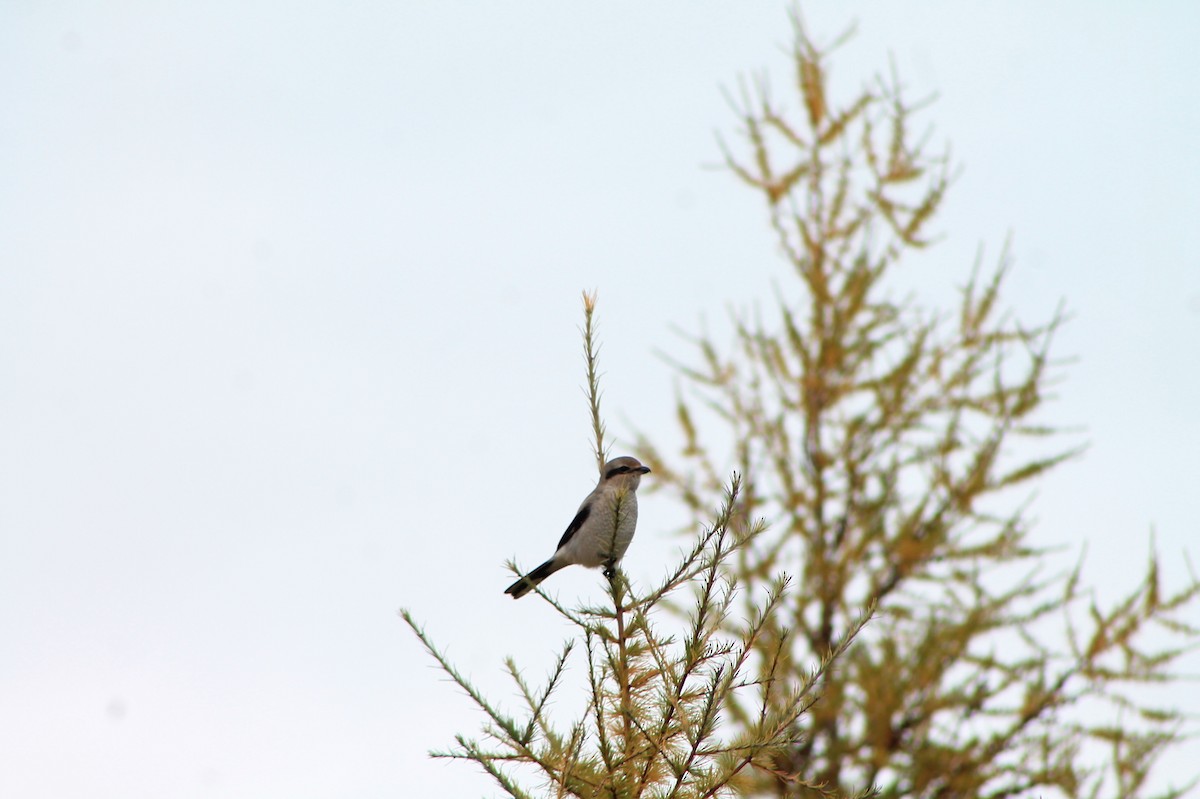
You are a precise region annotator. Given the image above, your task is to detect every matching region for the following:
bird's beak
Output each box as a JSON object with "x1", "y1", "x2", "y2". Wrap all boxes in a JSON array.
[{"x1": 638, "y1": 466, "x2": 651, "y2": 474}]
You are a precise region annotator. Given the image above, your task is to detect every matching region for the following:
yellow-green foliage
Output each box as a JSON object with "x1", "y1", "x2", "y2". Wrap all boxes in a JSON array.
[{"x1": 634, "y1": 16, "x2": 1199, "y2": 799}]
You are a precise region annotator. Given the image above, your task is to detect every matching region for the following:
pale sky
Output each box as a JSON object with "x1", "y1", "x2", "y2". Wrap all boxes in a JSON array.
[{"x1": 2, "y1": 3, "x2": 1198, "y2": 798}]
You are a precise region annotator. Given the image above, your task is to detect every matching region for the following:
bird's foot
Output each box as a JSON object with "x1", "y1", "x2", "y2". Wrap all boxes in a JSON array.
[{"x1": 603, "y1": 562, "x2": 617, "y2": 580}]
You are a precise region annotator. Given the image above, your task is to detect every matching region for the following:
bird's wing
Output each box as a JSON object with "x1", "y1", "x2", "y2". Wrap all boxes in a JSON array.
[{"x1": 555, "y1": 503, "x2": 591, "y2": 551}]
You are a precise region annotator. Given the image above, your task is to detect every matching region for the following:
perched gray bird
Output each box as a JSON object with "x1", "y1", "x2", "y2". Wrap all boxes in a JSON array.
[{"x1": 505, "y1": 456, "x2": 651, "y2": 599}]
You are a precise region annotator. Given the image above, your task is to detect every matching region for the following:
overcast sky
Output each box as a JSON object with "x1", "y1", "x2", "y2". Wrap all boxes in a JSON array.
[{"x1": 2, "y1": 3, "x2": 1198, "y2": 798}]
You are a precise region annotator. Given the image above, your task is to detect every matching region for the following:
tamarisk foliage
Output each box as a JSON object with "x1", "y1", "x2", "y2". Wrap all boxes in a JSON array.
[
  {"x1": 402, "y1": 293, "x2": 869, "y2": 798},
  {"x1": 634, "y1": 16, "x2": 1200, "y2": 799}
]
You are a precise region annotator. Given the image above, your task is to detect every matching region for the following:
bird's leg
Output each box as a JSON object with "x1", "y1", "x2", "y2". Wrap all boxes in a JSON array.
[{"x1": 603, "y1": 559, "x2": 617, "y2": 580}]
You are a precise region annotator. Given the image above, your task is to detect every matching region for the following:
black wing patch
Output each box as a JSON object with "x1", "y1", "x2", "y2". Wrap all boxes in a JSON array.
[{"x1": 555, "y1": 503, "x2": 591, "y2": 551}]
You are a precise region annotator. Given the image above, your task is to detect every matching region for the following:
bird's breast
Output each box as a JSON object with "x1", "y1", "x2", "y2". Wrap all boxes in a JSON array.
[{"x1": 563, "y1": 488, "x2": 639, "y2": 568}]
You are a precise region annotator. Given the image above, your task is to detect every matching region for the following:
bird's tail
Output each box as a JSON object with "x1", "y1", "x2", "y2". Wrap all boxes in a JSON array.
[{"x1": 505, "y1": 559, "x2": 561, "y2": 599}]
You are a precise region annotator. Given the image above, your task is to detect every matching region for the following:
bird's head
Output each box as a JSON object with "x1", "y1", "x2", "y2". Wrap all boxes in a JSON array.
[{"x1": 601, "y1": 456, "x2": 651, "y2": 489}]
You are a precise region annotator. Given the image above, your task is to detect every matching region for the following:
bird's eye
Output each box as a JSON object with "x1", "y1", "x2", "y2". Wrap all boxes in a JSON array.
[{"x1": 618, "y1": 466, "x2": 630, "y2": 473}]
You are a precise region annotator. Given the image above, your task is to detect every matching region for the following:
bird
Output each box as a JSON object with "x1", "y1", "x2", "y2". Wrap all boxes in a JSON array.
[{"x1": 505, "y1": 456, "x2": 651, "y2": 599}]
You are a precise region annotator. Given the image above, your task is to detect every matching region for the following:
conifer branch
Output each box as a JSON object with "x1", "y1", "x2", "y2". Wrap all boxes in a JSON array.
[{"x1": 582, "y1": 290, "x2": 608, "y2": 475}]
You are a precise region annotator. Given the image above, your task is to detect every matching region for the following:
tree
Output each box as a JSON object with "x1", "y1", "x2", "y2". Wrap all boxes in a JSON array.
[
  {"x1": 402, "y1": 293, "x2": 872, "y2": 799},
  {"x1": 633, "y1": 16, "x2": 1200, "y2": 799}
]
